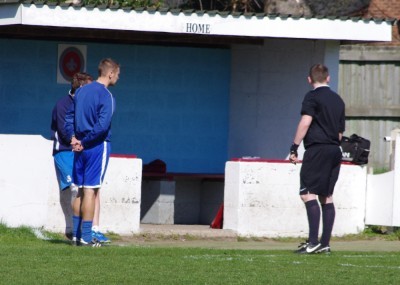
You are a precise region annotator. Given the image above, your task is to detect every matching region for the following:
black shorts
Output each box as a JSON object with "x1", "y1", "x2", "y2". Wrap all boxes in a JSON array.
[{"x1": 299, "y1": 144, "x2": 342, "y2": 197}]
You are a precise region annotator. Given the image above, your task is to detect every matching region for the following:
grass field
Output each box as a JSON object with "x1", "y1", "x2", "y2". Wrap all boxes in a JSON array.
[{"x1": 1, "y1": 225, "x2": 399, "y2": 284}]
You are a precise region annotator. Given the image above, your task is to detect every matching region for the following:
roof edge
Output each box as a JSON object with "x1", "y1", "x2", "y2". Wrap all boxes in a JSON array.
[{"x1": 0, "y1": 3, "x2": 394, "y2": 42}]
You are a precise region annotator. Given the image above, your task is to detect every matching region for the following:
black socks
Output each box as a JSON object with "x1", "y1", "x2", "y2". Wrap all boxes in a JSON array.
[
  {"x1": 305, "y1": 199, "x2": 320, "y2": 244},
  {"x1": 320, "y1": 203, "x2": 335, "y2": 247},
  {"x1": 305, "y1": 200, "x2": 335, "y2": 246}
]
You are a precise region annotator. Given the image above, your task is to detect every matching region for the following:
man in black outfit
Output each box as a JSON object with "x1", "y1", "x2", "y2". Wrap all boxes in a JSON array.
[{"x1": 289, "y1": 64, "x2": 345, "y2": 254}]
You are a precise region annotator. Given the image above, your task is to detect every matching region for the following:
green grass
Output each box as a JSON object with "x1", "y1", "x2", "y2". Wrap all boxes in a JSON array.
[{"x1": 1, "y1": 225, "x2": 400, "y2": 284}]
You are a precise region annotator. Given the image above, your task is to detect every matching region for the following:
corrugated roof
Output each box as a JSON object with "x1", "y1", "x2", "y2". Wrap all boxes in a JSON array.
[
  {"x1": 0, "y1": 2, "x2": 395, "y2": 42},
  {"x1": 15, "y1": 0, "x2": 397, "y2": 24}
]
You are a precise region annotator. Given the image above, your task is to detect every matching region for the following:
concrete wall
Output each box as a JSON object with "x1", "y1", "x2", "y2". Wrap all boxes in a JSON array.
[
  {"x1": 224, "y1": 160, "x2": 367, "y2": 237},
  {"x1": 141, "y1": 178, "x2": 224, "y2": 225},
  {"x1": 228, "y1": 39, "x2": 340, "y2": 160},
  {"x1": 0, "y1": 134, "x2": 142, "y2": 235},
  {"x1": 0, "y1": 36, "x2": 343, "y2": 173},
  {"x1": 174, "y1": 178, "x2": 224, "y2": 224},
  {"x1": 0, "y1": 37, "x2": 343, "y2": 173},
  {"x1": 3, "y1": 133, "x2": 395, "y2": 237},
  {"x1": 199, "y1": 180, "x2": 224, "y2": 224},
  {"x1": 0, "y1": 38, "x2": 229, "y2": 173},
  {"x1": 141, "y1": 180, "x2": 176, "y2": 224}
]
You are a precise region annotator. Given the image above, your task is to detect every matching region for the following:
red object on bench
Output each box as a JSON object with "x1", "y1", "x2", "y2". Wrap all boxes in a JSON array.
[
  {"x1": 143, "y1": 159, "x2": 167, "y2": 173},
  {"x1": 210, "y1": 203, "x2": 224, "y2": 229}
]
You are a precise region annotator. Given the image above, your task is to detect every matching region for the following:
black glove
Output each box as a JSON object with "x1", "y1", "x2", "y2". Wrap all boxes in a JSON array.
[{"x1": 290, "y1": 143, "x2": 299, "y2": 157}]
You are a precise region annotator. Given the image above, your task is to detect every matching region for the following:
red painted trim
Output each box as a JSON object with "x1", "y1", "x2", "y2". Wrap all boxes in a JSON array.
[
  {"x1": 231, "y1": 158, "x2": 295, "y2": 163},
  {"x1": 231, "y1": 158, "x2": 357, "y2": 165},
  {"x1": 341, "y1": 161, "x2": 357, "y2": 165},
  {"x1": 110, "y1": 153, "x2": 137, "y2": 158}
]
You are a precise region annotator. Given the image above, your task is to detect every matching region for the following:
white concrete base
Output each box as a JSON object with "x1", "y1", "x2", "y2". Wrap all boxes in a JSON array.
[
  {"x1": 97, "y1": 156, "x2": 142, "y2": 235},
  {"x1": 0, "y1": 134, "x2": 142, "y2": 235},
  {"x1": 223, "y1": 160, "x2": 367, "y2": 237}
]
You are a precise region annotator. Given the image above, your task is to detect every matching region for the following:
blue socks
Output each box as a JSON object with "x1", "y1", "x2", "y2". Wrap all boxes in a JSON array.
[
  {"x1": 72, "y1": 215, "x2": 82, "y2": 239},
  {"x1": 72, "y1": 216, "x2": 93, "y2": 243},
  {"x1": 81, "y1": 220, "x2": 93, "y2": 243}
]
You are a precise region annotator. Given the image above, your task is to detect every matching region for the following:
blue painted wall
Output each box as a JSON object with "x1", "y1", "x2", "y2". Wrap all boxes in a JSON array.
[{"x1": 0, "y1": 39, "x2": 230, "y2": 173}]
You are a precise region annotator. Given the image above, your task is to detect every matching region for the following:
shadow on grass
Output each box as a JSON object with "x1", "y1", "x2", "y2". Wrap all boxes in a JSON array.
[{"x1": 46, "y1": 239, "x2": 72, "y2": 245}]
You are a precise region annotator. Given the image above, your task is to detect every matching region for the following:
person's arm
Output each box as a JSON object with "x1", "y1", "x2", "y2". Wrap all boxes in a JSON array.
[
  {"x1": 80, "y1": 95, "x2": 113, "y2": 149},
  {"x1": 293, "y1": 115, "x2": 312, "y2": 145},
  {"x1": 51, "y1": 105, "x2": 57, "y2": 133},
  {"x1": 56, "y1": 103, "x2": 72, "y2": 146},
  {"x1": 64, "y1": 100, "x2": 75, "y2": 144},
  {"x1": 289, "y1": 114, "x2": 313, "y2": 164}
]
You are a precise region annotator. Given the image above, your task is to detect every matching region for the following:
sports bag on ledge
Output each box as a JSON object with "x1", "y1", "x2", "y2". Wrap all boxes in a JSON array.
[{"x1": 341, "y1": 134, "x2": 370, "y2": 165}]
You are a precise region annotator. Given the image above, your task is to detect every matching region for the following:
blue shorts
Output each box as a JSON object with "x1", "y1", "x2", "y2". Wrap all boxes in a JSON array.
[
  {"x1": 54, "y1": 151, "x2": 74, "y2": 191},
  {"x1": 73, "y1": 142, "x2": 111, "y2": 188}
]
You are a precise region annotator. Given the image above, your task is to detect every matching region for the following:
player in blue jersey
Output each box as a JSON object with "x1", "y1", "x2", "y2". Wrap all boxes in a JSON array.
[
  {"x1": 65, "y1": 58, "x2": 120, "y2": 246},
  {"x1": 51, "y1": 72, "x2": 93, "y2": 240},
  {"x1": 52, "y1": 72, "x2": 110, "y2": 243},
  {"x1": 52, "y1": 72, "x2": 92, "y2": 237},
  {"x1": 289, "y1": 64, "x2": 345, "y2": 254}
]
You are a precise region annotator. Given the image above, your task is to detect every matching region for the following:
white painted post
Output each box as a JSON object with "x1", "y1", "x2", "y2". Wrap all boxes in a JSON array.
[
  {"x1": 366, "y1": 130, "x2": 400, "y2": 227},
  {"x1": 389, "y1": 129, "x2": 400, "y2": 170},
  {"x1": 391, "y1": 133, "x2": 400, "y2": 226}
]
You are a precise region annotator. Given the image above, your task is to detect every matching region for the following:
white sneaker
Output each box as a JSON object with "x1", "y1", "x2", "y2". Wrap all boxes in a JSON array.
[{"x1": 80, "y1": 238, "x2": 102, "y2": 247}]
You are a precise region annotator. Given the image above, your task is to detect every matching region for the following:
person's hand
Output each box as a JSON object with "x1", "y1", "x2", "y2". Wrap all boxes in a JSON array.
[
  {"x1": 289, "y1": 143, "x2": 299, "y2": 165},
  {"x1": 72, "y1": 142, "x2": 84, "y2": 152},
  {"x1": 289, "y1": 153, "x2": 299, "y2": 165},
  {"x1": 71, "y1": 137, "x2": 84, "y2": 152},
  {"x1": 71, "y1": 136, "x2": 78, "y2": 145}
]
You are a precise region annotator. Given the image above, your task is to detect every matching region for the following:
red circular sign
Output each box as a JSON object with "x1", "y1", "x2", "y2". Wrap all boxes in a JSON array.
[{"x1": 59, "y1": 47, "x2": 85, "y2": 82}]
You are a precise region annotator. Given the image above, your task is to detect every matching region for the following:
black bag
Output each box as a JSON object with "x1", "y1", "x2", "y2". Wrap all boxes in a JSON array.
[{"x1": 341, "y1": 134, "x2": 371, "y2": 165}]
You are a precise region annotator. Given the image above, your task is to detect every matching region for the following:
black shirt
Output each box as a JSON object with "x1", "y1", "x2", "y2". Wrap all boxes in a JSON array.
[{"x1": 301, "y1": 86, "x2": 345, "y2": 149}]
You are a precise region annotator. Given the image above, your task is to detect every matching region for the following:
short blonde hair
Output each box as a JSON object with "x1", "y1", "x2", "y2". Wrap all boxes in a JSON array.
[{"x1": 98, "y1": 58, "x2": 120, "y2": 77}]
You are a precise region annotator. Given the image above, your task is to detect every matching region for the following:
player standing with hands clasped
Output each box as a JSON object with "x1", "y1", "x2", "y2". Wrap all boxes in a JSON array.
[
  {"x1": 289, "y1": 64, "x2": 345, "y2": 254},
  {"x1": 51, "y1": 72, "x2": 92, "y2": 239},
  {"x1": 51, "y1": 72, "x2": 93, "y2": 203},
  {"x1": 65, "y1": 58, "x2": 120, "y2": 247}
]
